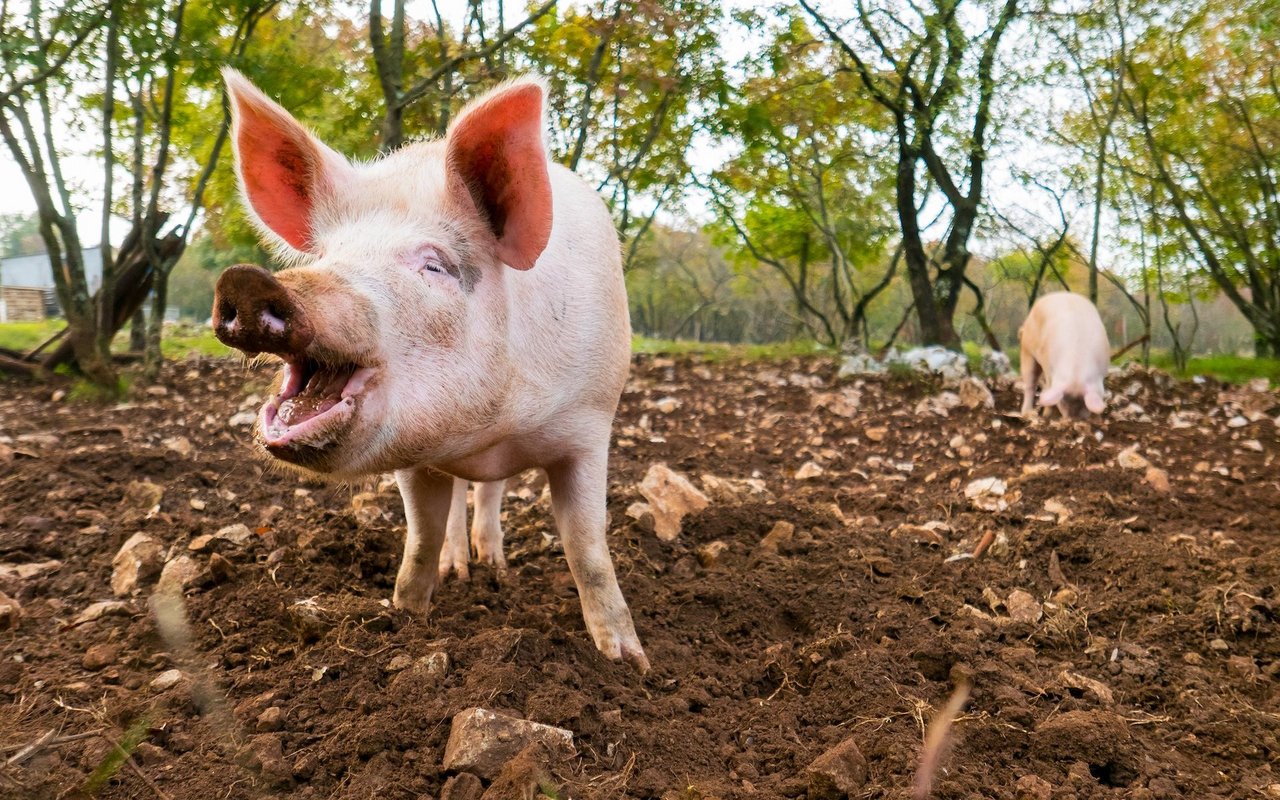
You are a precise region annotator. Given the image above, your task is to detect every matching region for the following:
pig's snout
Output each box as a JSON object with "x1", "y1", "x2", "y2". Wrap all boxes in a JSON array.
[{"x1": 213, "y1": 264, "x2": 313, "y2": 356}]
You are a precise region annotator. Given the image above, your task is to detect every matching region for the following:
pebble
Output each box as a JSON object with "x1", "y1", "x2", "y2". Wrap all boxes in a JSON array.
[{"x1": 83, "y1": 643, "x2": 119, "y2": 671}]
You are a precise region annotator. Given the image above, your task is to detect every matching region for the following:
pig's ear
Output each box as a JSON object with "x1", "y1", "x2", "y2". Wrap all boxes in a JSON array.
[
  {"x1": 1038, "y1": 385, "x2": 1065, "y2": 407},
  {"x1": 223, "y1": 68, "x2": 351, "y2": 253},
  {"x1": 1084, "y1": 387, "x2": 1105, "y2": 414},
  {"x1": 445, "y1": 78, "x2": 553, "y2": 270}
]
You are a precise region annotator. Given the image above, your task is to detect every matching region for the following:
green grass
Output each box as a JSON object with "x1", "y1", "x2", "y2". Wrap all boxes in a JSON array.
[
  {"x1": 0, "y1": 319, "x2": 63, "y2": 352},
  {"x1": 159, "y1": 325, "x2": 232, "y2": 359},
  {"x1": 631, "y1": 336, "x2": 832, "y2": 362},
  {"x1": 1130, "y1": 352, "x2": 1280, "y2": 385},
  {"x1": 0, "y1": 320, "x2": 229, "y2": 359}
]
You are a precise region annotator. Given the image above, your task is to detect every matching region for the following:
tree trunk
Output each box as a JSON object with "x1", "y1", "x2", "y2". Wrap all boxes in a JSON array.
[
  {"x1": 144, "y1": 269, "x2": 168, "y2": 381},
  {"x1": 130, "y1": 306, "x2": 146, "y2": 351},
  {"x1": 1257, "y1": 334, "x2": 1275, "y2": 360}
]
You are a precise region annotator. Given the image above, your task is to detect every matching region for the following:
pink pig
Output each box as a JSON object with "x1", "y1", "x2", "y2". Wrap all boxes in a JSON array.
[
  {"x1": 211, "y1": 70, "x2": 647, "y2": 669},
  {"x1": 1018, "y1": 292, "x2": 1111, "y2": 419}
]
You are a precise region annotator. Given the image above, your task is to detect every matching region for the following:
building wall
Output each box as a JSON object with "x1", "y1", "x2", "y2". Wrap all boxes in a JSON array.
[
  {"x1": 0, "y1": 246, "x2": 103, "y2": 296},
  {"x1": 0, "y1": 286, "x2": 48, "y2": 322}
]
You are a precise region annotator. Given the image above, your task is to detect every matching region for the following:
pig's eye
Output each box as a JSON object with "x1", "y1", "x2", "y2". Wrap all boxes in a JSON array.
[{"x1": 414, "y1": 249, "x2": 453, "y2": 278}]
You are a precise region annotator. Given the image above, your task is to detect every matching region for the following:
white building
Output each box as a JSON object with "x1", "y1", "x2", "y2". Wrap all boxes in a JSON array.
[{"x1": 0, "y1": 246, "x2": 103, "y2": 321}]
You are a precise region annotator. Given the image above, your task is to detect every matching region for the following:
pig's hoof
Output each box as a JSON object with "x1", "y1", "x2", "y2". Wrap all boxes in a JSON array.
[
  {"x1": 595, "y1": 632, "x2": 650, "y2": 673},
  {"x1": 474, "y1": 550, "x2": 508, "y2": 575},
  {"x1": 437, "y1": 559, "x2": 470, "y2": 583},
  {"x1": 391, "y1": 586, "x2": 434, "y2": 616},
  {"x1": 621, "y1": 643, "x2": 651, "y2": 673}
]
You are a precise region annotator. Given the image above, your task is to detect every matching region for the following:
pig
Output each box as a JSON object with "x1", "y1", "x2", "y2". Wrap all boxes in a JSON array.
[
  {"x1": 1018, "y1": 291, "x2": 1111, "y2": 419},
  {"x1": 210, "y1": 70, "x2": 647, "y2": 670}
]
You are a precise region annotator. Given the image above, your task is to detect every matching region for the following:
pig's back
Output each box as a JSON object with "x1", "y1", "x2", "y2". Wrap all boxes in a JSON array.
[
  {"x1": 504, "y1": 163, "x2": 631, "y2": 415},
  {"x1": 1025, "y1": 292, "x2": 1110, "y2": 373}
]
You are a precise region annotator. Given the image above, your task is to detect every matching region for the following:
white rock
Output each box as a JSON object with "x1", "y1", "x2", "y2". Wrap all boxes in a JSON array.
[
  {"x1": 837, "y1": 352, "x2": 886, "y2": 377},
  {"x1": 637, "y1": 464, "x2": 710, "y2": 541},
  {"x1": 1116, "y1": 445, "x2": 1150, "y2": 470},
  {"x1": 958, "y1": 377, "x2": 995, "y2": 409},
  {"x1": 0, "y1": 591, "x2": 20, "y2": 630},
  {"x1": 72, "y1": 600, "x2": 134, "y2": 626},
  {"x1": 887, "y1": 346, "x2": 969, "y2": 381},
  {"x1": 228, "y1": 410, "x2": 257, "y2": 428},
  {"x1": 442, "y1": 708, "x2": 574, "y2": 780},
  {"x1": 150, "y1": 669, "x2": 184, "y2": 691},
  {"x1": 156, "y1": 556, "x2": 202, "y2": 595},
  {"x1": 794, "y1": 461, "x2": 824, "y2": 480},
  {"x1": 653, "y1": 396, "x2": 680, "y2": 413},
  {"x1": 1005, "y1": 590, "x2": 1043, "y2": 624},
  {"x1": 964, "y1": 477, "x2": 1009, "y2": 512},
  {"x1": 162, "y1": 436, "x2": 194, "y2": 457},
  {"x1": 0, "y1": 560, "x2": 63, "y2": 580},
  {"x1": 698, "y1": 474, "x2": 770, "y2": 504},
  {"x1": 111, "y1": 533, "x2": 164, "y2": 597}
]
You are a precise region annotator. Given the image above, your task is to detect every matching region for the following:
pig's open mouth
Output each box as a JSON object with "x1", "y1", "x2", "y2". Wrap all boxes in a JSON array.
[{"x1": 258, "y1": 356, "x2": 376, "y2": 452}]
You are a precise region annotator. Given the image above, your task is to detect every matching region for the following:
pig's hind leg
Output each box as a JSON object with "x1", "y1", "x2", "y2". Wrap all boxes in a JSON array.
[
  {"x1": 470, "y1": 479, "x2": 508, "y2": 571},
  {"x1": 438, "y1": 477, "x2": 471, "y2": 582},
  {"x1": 547, "y1": 443, "x2": 649, "y2": 672},
  {"x1": 392, "y1": 467, "x2": 456, "y2": 615},
  {"x1": 1020, "y1": 354, "x2": 1042, "y2": 417}
]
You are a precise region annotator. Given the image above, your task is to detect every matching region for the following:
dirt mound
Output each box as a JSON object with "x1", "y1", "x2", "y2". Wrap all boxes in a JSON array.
[{"x1": 0, "y1": 356, "x2": 1277, "y2": 798}]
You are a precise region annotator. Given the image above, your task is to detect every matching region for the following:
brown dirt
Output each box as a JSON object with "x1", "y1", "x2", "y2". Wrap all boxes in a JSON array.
[{"x1": 1, "y1": 355, "x2": 1278, "y2": 799}]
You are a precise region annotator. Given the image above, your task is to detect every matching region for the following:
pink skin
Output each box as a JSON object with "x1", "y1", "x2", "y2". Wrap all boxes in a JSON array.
[
  {"x1": 437, "y1": 476, "x2": 508, "y2": 582},
  {"x1": 220, "y1": 69, "x2": 647, "y2": 670},
  {"x1": 1019, "y1": 292, "x2": 1111, "y2": 420}
]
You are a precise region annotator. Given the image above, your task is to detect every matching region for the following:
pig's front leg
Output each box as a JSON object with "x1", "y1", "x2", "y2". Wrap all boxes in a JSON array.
[
  {"x1": 547, "y1": 448, "x2": 649, "y2": 672},
  {"x1": 471, "y1": 479, "x2": 507, "y2": 570},
  {"x1": 393, "y1": 466, "x2": 456, "y2": 615},
  {"x1": 1020, "y1": 354, "x2": 1041, "y2": 417},
  {"x1": 438, "y1": 477, "x2": 471, "y2": 582}
]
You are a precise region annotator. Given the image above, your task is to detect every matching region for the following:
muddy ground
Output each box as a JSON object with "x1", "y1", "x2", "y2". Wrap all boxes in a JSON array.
[{"x1": 0, "y1": 354, "x2": 1277, "y2": 800}]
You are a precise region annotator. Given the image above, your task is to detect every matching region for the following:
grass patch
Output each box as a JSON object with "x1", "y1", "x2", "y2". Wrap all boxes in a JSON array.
[
  {"x1": 1131, "y1": 352, "x2": 1280, "y2": 385},
  {"x1": 67, "y1": 375, "x2": 131, "y2": 403},
  {"x1": 631, "y1": 336, "x2": 831, "y2": 362},
  {"x1": 80, "y1": 715, "x2": 150, "y2": 795},
  {"x1": 160, "y1": 325, "x2": 231, "y2": 359},
  {"x1": 0, "y1": 319, "x2": 63, "y2": 352},
  {"x1": 0, "y1": 319, "x2": 230, "y2": 360}
]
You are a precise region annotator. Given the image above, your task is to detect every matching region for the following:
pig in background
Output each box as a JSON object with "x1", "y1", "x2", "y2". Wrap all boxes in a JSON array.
[
  {"x1": 1018, "y1": 291, "x2": 1111, "y2": 419},
  {"x1": 211, "y1": 70, "x2": 647, "y2": 670}
]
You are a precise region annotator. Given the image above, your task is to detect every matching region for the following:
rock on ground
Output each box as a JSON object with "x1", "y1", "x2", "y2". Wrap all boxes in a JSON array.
[
  {"x1": 442, "y1": 707, "x2": 574, "y2": 781},
  {"x1": 634, "y1": 463, "x2": 710, "y2": 541},
  {"x1": 0, "y1": 591, "x2": 20, "y2": 630},
  {"x1": 806, "y1": 736, "x2": 868, "y2": 799},
  {"x1": 111, "y1": 533, "x2": 164, "y2": 597}
]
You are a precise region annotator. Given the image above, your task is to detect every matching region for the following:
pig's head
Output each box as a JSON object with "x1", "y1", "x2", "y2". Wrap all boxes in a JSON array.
[{"x1": 213, "y1": 69, "x2": 553, "y2": 477}]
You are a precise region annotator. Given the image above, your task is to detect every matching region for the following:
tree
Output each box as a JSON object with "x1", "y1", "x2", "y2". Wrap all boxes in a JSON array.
[
  {"x1": 368, "y1": 0, "x2": 556, "y2": 150},
  {"x1": 0, "y1": 211, "x2": 44, "y2": 256},
  {"x1": 800, "y1": 0, "x2": 1021, "y2": 350},
  {"x1": 509, "y1": 0, "x2": 722, "y2": 271},
  {"x1": 1108, "y1": 0, "x2": 1280, "y2": 357},
  {"x1": 708, "y1": 10, "x2": 898, "y2": 350},
  {"x1": 0, "y1": 0, "x2": 114, "y2": 383}
]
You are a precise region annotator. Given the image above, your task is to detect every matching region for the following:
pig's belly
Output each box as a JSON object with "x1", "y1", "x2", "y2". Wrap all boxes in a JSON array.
[{"x1": 433, "y1": 436, "x2": 550, "y2": 482}]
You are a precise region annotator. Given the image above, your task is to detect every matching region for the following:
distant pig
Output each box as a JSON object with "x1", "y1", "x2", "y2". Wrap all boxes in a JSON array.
[
  {"x1": 1018, "y1": 292, "x2": 1111, "y2": 419},
  {"x1": 211, "y1": 70, "x2": 647, "y2": 669}
]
